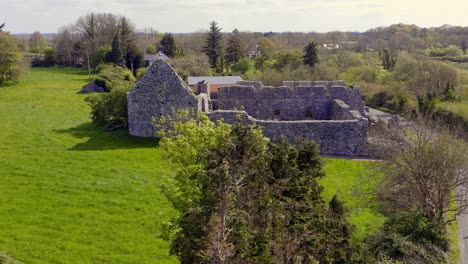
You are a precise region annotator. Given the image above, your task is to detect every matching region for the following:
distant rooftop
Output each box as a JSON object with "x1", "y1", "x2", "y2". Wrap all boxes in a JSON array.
[
  {"x1": 144, "y1": 51, "x2": 169, "y2": 62},
  {"x1": 187, "y1": 76, "x2": 242, "y2": 86}
]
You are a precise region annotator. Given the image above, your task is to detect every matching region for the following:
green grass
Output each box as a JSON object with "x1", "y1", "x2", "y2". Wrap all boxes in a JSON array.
[
  {"x1": 0, "y1": 67, "x2": 384, "y2": 262},
  {"x1": 0, "y1": 68, "x2": 177, "y2": 263},
  {"x1": 438, "y1": 101, "x2": 468, "y2": 120},
  {"x1": 321, "y1": 159, "x2": 385, "y2": 242}
]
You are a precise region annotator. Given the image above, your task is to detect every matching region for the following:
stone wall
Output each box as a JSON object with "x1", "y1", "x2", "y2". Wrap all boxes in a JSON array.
[
  {"x1": 128, "y1": 60, "x2": 198, "y2": 137},
  {"x1": 127, "y1": 60, "x2": 369, "y2": 156},
  {"x1": 208, "y1": 110, "x2": 368, "y2": 156},
  {"x1": 217, "y1": 81, "x2": 365, "y2": 121}
]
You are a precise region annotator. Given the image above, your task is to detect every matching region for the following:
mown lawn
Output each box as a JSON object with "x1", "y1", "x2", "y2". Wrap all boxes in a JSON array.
[
  {"x1": 0, "y1": 67, "x2": 384, "y2": 263},
  {"x1": 321, "y1": 158, "x2": 385, "y2": 242},
  {"x1": 0, "y1": 68, "x2": 177, "y2": 263}
]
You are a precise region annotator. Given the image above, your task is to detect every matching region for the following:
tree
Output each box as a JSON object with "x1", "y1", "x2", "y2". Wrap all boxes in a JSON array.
[
  {"x1": 225, "y1": 29, "x2": 246, "y2": 65},
  {"x1": 159, "y1": 33, "x2": 176, "y2": 58},
  {"x1": 169, "y1": 54, "x2": 212, "y2": 79},
  {"x1": 159, "y1": 117, "x2": 360, "y2": 263},
  {"x1": 109, "y1": 30, "x2": 125, "y2": 66},
  {"x1": 55, "y1": 26, "x2": 78, "y2": 66},
  {"x1": 0, "y1": 22, "x2": 4, "y2": 32},
  {"x1": 29, "y1": 31, "x2": 48, "y2": 53},
  {"x1": 0, "y1": 32, "x2": 22, "y2": 86},
  {"x1": 274, "y1": 49, "x2": 304, "y2": 70},
  {"x1": 257, "y1": 37, "x2": 275, "y2": 59},
  {"x1": 373, "y1": 121, "x2": 468, "y2": 227},
  {"x1": 202, "y1": 21, "x2": 224, "y2": 70},
  {"x1": 303, "y1": 42, "x2": 319, "y2": 67}
]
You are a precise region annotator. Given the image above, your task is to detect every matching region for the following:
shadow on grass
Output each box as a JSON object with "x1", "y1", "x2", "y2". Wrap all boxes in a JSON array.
[{"x1": 54, "y1": 122, "x2": 159, "y2": 151}]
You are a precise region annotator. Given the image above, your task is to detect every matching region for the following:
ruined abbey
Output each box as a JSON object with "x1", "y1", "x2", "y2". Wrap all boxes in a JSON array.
[{"x1": 128, "y1": 60, "x2": 369, "y2": 156}]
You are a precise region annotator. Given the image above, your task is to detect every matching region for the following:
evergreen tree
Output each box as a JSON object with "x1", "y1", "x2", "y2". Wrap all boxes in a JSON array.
[
  {"x1": 225, "y1": 29, "x2": 246, "y2": 65},
  {"x1": 109, "y1": 30, "x2": 125, "y2": 66},
  {"x1": 202, "y1": 21, "x2": 224, "y2": 71},
  {"x1": 303, "y1": 41, "x2": 319, "y2": 67},
  {"x1": 159, "y1": 33, "x2": 176, "y2": 58},
  {"x1": 0, "y1": 22, "x2": 5, "y2": 32}
]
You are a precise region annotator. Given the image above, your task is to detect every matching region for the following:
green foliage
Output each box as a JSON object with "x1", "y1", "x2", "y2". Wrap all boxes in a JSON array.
[
  {"x1": 202, "y1": 21, "x2": 224, "y2": 70},
  {"x1": 425, "y1": 46, "x2": 463, "y2": 57},
  {"x1": 146, "y1": 45, "x2": 157, "y2": 54},
  {"x1": 257, "y1": 37, "x2": 275, "y2": 59},
  {"x1": 367, "y1": 212, "x2": 449, "y2": 263},
  {"x1": 135, "y1": 67, "x2": 148, "y2": 80},
  {"x1": 159, "y1": 33, "x2": 176, "y2": 58},
  {"x1": 0, "y1": 32, "x2": 22, "y2": 86},
  {"x1": 274, "y1": 49, "x2": 304, "y2": 70},
  {"x1": 94, "y1": 64, "x2": 135, "y2": 92},
  {"x1": 379, "y1": 49, "x2": 397, "y2": 71},
  {"x1": 91, "y1": 45, "x2": 111, "y2": 68},
  {"x1": 231, "y1": 57, "x2": 254, "y2": 74},
  {"x1": 85, "y1": 84, "x2": 133, "y2": 130},
  {"x1": 303, "y1": 41, "x2": 319, "y2": 67},
  {"x1": 367, "y1": 90, "x2": 409, "y2": 114},
  {"x1": 43, "y1": 46, "x2": 56, "y2": 66},
  {"x1": 109, "y1": 31, "x2": 125, "y2": 66},
  {"x1": 160, "y1": 117, "x2": 361, "y2": 263}
]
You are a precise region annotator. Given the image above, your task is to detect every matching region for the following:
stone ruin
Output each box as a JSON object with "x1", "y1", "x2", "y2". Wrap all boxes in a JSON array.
[{"x1": 128, "y1": 60, "x2": 369, "y2": 156}]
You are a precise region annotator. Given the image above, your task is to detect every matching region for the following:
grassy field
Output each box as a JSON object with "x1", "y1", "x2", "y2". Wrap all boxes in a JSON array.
[
  {"x1": 0, "y1": 67, "x2": 383, "y2": 263},
  {"x1": 321, "y1": 159, "x2": 385, "y2": 242},
  {"x1": 0, "y1": 68, "x2": 177, "y2": 263}
]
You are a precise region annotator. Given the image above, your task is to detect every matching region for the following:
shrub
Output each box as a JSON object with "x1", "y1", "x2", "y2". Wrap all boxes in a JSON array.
[
  {"x1": 85, "y1": 83, "x2": 133, "y2": 130},
  {"x1": 94, "y1": 64, "x2": 135, "y2": 92},
  {"x1": 136, "y1": 67, "x2": 149, "y2": 80}
]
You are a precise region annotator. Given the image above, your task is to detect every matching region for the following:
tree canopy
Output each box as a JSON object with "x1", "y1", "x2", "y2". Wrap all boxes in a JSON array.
[
  {"x1": 0, "y1": 32, "x2": 22, "y2": 86},
  {"x1": 159, "y1": 116, "x2": 359, "y2": 263}
]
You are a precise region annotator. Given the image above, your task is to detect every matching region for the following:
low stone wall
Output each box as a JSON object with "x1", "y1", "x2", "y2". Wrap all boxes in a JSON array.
[{"x1": 208, "y1": 110, "x2": 368, "y2": 156}]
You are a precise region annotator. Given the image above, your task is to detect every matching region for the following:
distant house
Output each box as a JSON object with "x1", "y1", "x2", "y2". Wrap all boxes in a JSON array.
[
  {"x1": 323, "y1": 43, "x2": 340, "y2": 49},
  {"x1": 187, "y1": 76, "x2": 243, "y2": 94},
  {"x1": 144, "y1": 51, "x2": 169, "y2": 67}
]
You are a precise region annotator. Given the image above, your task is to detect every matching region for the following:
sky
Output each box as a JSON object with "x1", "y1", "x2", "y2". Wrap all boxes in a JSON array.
[{"x1": 2, "y1": 0, "x2": 468, "y2": 33}]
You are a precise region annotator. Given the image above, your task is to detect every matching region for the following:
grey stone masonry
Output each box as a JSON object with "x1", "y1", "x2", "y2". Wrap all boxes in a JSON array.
[
  {"x1": 128, "y1": 60, "x2": 198, "y2": 137},
  {"x1": 128, "y1": 60, "x2": 369, "y2": 156}
]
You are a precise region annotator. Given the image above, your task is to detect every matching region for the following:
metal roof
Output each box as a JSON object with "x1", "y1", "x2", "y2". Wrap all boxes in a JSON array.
[{"x1": 187, "y1": 76, "x2": 242, "y2": 85}]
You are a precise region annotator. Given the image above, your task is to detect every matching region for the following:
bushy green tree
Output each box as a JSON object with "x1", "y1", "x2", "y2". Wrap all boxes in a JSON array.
[
  {"x1": 0, "y1": 32, "x2": 22, "y2": 86},
  {"x1": 202, "y1": 21, "x2": 224, "y2": 71},
  {"x1": 93, "y1": 64, "x2": 135, "y2": 92},
  {"x1": 159, "y1": 33, "x2": 176, "y2": 58},
  {"x1": 274, "y1": 49, "x2": 304, "y2": 70},
  {"x1": 85, "y1": 83, "x2": 133, "y2": 130},
  {"x1": 231, "y1": 57, "x2": 254, "y2": 74}
]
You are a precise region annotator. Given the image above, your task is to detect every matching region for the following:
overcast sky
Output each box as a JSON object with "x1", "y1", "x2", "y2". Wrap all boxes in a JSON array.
[{"x1": 2, "y1": 0, "x2": 468, "y2": 33}]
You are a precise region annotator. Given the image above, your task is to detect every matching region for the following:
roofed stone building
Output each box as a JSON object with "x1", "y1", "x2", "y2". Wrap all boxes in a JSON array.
[{"x1": 128, "y1": 60, "x2": 369, "y2": 156}]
